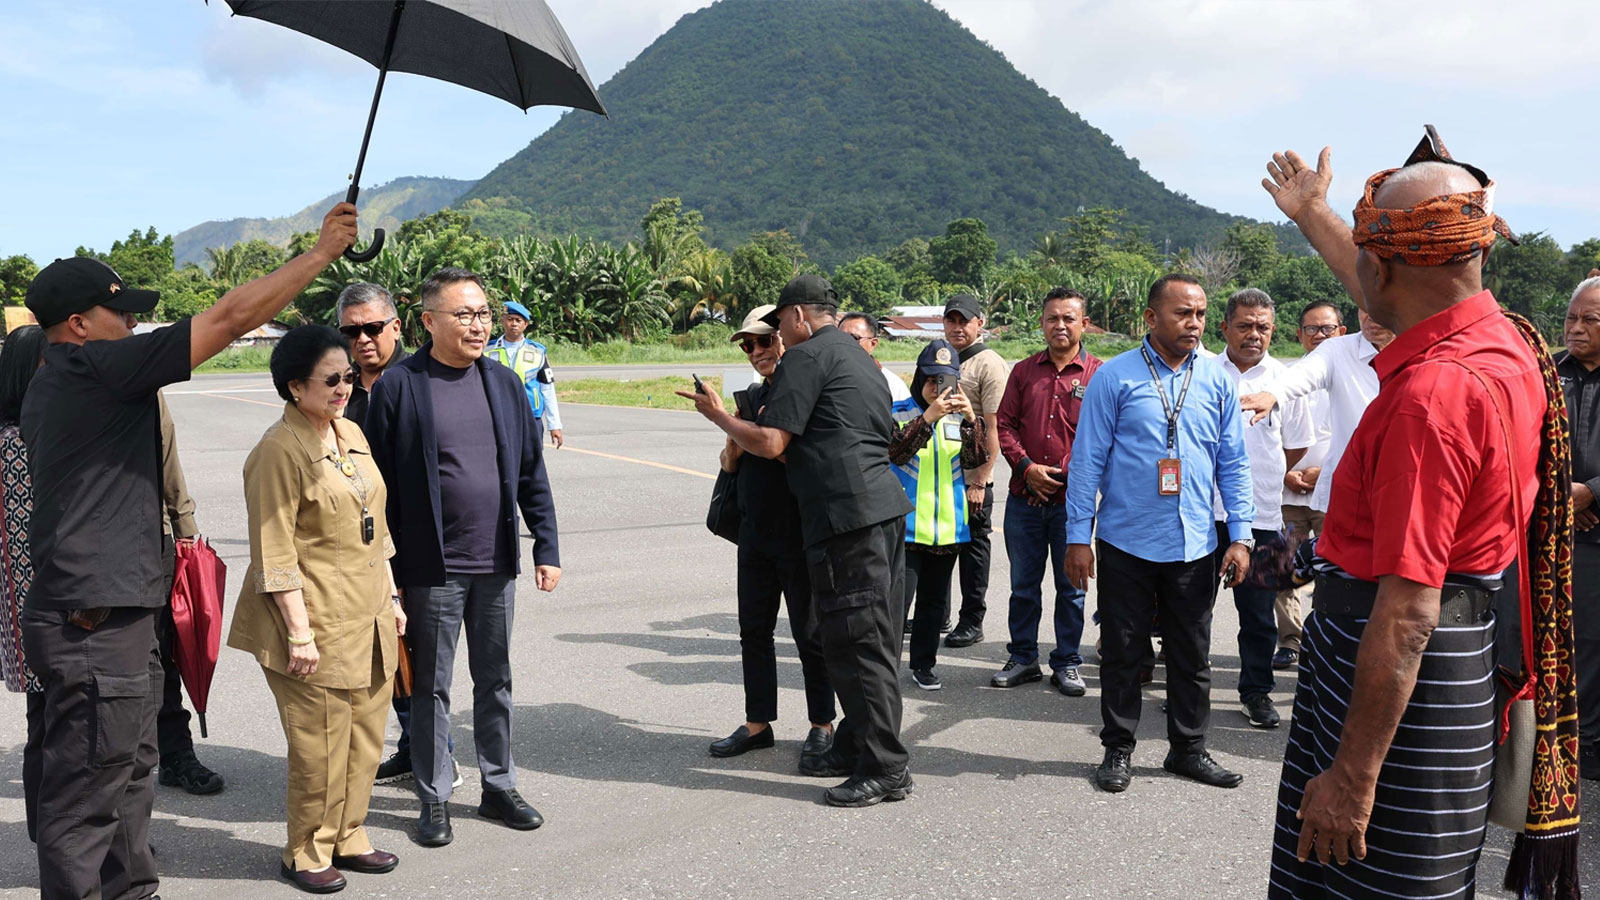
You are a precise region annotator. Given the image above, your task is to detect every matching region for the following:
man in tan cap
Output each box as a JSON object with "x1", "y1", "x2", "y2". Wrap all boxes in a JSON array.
[{"x1": 706, "y1": 305, "x2": 837, "y2": 769}]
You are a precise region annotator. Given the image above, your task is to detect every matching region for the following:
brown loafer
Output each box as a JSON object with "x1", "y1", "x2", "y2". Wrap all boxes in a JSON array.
[
  {"x1": 280, "y1": 862, "x2": 347, "y2": 894},
  {"x1": 332, "y1": 849, "x2": 399, "y2": 874}
]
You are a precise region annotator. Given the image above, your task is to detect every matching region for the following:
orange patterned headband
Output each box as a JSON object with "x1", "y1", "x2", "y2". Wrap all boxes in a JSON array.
[{"x1": 1349, "y1": 125, "x2": 1516, "y2": 266}]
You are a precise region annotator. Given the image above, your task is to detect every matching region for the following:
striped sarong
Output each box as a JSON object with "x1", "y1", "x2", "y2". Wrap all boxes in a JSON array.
[{"x1": 1269, "y1": 609, "x2": 1497, "y2": 899}]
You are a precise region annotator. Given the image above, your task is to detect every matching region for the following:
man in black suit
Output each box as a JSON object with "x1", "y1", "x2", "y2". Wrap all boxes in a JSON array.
[{"x1": 364, "y1": 267, "x2": 561, "y2": 847}]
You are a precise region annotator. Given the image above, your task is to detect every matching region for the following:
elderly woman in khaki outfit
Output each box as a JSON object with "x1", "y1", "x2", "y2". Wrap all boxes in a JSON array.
[{"x1": 228, "y1": 325, "x2": 406, "y2": 895}]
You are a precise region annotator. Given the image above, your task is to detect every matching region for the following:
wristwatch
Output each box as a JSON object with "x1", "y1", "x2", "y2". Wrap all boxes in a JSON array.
[{"x1": 1233, "y1": 538, "x2": 1257, "y2": 550}]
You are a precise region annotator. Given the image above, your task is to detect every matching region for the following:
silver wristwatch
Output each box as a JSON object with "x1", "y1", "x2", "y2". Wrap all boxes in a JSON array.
[{"x1": 1232, "y1": 538, "x2": 1256, "y2": 551}]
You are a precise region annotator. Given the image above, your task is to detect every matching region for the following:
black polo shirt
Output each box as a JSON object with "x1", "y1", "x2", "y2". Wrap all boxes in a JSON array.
[
  {"x1": 757, "y1": 324, "x2": 913, "y2": 547},
  {"x1": 22, "y1": 319, "x2": 193, "y2": 610},
  {"x1": 735, "y1": 380, "x2": 803, "y2": 558},
  {"x1": 1557, "y1": 350, "x2": 1600, "y2": 544},
  {"x1": 346, "y1": 344, "x2": 409, "y2": 430}
]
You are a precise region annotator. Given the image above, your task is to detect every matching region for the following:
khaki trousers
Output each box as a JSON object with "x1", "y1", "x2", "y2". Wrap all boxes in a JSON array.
[
  {"x1": 1274, "y1": 505, "x2": 1324, "y2": 653},
  {"x1": 263, "y1": 649, "x2": 392, "y2": 872}
]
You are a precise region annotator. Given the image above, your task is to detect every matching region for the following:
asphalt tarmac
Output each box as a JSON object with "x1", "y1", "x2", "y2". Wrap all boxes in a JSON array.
[{"x1": 0, "y1": 374, "x2": 1592, "y2": 898}]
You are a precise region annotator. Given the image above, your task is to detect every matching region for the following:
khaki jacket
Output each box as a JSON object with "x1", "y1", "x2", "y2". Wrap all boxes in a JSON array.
[{"x1": 227, "y1": 403, "x2": 397, "y2": 690}]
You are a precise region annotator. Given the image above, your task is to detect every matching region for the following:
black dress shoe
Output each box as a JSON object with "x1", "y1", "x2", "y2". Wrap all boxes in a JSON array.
[
  {"x1": 280, "y1": 862, "x2": 347, "y2": 894},
  {"x1": 416, "y1": 802, "x2": 453, "y2": 847},
  {"x1": 709, "y1": 724, "x2": 775, "y2": 758},
  {"x1": 331, "y1": 849, "x2": 398, "y2": 874},
  {"x1": 944, "y1": 622, "x2": 983, "y2": 648},
  {"x1": 1163, "y1": 750, "x2": 1244, "y2": 788},
  {"x1": 800, "y1": 747, "x2": 856, "y2": 778},
  {"x1": 479, "y1": 789, "x2": 544, "y2": 830},
  {"x1": 824, "y1": 768, "x2": 914, "y2": 807},
  {"x1": 1094, "y1": 748, "x2": 1132, "y2": 793},
  {"x1": 800, "y1": 726, "x2": 833, "y2": 766},
  {"x1": 991, "y1": 659, "x2": 1042, "y2": 688}
]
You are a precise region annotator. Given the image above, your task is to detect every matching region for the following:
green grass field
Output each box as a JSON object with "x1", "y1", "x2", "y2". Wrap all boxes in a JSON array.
[{"x1": 556, "y1": 375, "x2": 723, "y2": 411}]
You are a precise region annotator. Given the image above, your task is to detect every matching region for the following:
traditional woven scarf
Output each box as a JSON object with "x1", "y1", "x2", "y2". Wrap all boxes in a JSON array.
[
  {"x1": 1500, "y1": 311, "x2": 1582, "y2": 900},
  {"x1": 1350, "y1": 125, "x2": 1517, "y2": 265}
]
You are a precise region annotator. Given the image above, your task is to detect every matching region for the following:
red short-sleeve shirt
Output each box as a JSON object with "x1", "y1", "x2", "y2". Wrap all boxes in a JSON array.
[{"x1": 1318, "y1": 291, "x2": 1542, "y2": 587}]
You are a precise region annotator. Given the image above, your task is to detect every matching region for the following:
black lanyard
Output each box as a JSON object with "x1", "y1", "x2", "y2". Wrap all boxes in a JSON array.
[{"x1": 1140, "y1": 344, "x2": 1194, "y2": 454}]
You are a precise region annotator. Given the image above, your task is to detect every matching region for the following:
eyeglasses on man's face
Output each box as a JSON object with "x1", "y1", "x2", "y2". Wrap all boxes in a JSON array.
[
  {"x1": 739, "y1": 334, "x2": 776, "y2": 354},
  {"x1": 339, "y1": 318, "x2": 396, "y2": 340},
  {"x1": 1300, "y1": 323, "x2": 1340, "y2": 337},
  {"x1": 440, "y1": 307, "x2": 493, "y2": 326}
]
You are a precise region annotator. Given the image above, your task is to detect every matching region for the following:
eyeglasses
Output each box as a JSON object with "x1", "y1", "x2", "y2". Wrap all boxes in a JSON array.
[
  {"x1": 339, "y1": 318, "x2": 396, "y2": 340},
  {"x1": 850, "y1": 332, "x2": 878, "y2": 345},
  {"x1": 1300, "y1": 324, "x2": 1340, "y2": 337},
  {"x1": 318, "y1": 369, "x2": 358, "y2": 388},
  {"x1": 441, "y1": 308, "x2": 493, "y2": 326},
  {"x1": 739, "y1": 334, "x2": 776, "y2": 354}
]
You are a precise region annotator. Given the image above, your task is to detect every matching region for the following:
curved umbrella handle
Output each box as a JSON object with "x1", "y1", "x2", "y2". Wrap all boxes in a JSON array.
[{"x1": 345, "y1": 227, "x2": 385, "y2": 263}]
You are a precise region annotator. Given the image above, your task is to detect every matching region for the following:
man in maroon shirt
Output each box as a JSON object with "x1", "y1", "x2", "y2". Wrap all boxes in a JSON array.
[
  {"x1": 1260, "y1": 138, "x2": 1544, "y2": 898},
  {"x1": 991, "y1": 288, "x2": 1102, "y2": 695}
]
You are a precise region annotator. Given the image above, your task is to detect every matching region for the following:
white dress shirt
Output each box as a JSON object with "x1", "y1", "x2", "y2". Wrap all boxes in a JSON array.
[
  {"x1": 1213, "y1": 352, "x2": 1315, "y2": 531},
  {"x1": 1282, "y1": 358, "x2": 1331, "y2": 508},
  {"x1": 881, "y1": 365, "x2": 911, "y2": 402},
  {"x1": 1264, "y1": 333, "x2": 1380, "y2": 513}
]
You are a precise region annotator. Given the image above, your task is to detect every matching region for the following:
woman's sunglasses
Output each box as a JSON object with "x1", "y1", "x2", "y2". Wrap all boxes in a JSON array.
[
  {"x1": 318, "y1": 370, "x2": 359, "y2": 388},
  {"x1": 739, "y1": 334, "x2": 776, "y2": 354},
  {"x1": 338, "y1": 318, "x2": 396, "y2": 339}
]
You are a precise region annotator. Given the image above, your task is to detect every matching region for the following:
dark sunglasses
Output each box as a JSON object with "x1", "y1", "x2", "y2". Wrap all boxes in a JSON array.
[
  {"x1": 318, "y1": 370, "x2": 358, "y2": 388},
  {"x1": 739, "y1": 334, "x2": 776, "y2": 354},
  {"x1": 338, "y1": 318, "x2": 396, "y2": 339}
]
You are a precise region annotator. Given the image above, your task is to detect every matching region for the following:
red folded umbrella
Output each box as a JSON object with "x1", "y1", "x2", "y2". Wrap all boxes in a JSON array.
[{"x1": 171, "y1": 538, "x2": 226, "y2": 738}]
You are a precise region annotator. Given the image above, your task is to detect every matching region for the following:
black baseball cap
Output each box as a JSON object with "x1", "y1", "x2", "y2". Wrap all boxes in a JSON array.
[
  {"x1": 772, "y1": 274, "x2": 838, "y2": 311},
  {"x1": 944, "y1": 293, "x2": 983, "y2": 321},
  {"x1": 25, "y1": 257, "x2": 160, "y2": 328}
]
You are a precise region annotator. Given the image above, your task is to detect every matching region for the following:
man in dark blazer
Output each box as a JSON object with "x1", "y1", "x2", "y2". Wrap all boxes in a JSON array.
[{"x1": 365, "y1": 267, "x2": 561, "y2": 848}]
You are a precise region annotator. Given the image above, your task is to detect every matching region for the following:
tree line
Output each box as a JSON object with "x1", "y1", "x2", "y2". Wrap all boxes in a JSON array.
[{"x1": 3, "y1": 200, "x2": 1595, "y2": 348}]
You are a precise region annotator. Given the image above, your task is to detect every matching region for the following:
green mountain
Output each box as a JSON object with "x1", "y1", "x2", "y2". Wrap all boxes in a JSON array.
[
  {"x1": 461, "y1": 0, "x2": 1280, "y2": 267},
  {"x1": 173, "y1": 176, "x2": 475, "y2": 266}
]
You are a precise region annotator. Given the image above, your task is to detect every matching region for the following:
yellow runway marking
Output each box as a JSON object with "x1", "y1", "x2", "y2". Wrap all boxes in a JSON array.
[{"x1": 558, "y1": 446, "x2": 715, "y2": 480}]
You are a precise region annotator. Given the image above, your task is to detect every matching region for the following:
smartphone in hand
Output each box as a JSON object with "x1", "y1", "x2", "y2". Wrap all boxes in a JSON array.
[{"x1": 692, "y1": 373, "x2": 708, "y2": 396}]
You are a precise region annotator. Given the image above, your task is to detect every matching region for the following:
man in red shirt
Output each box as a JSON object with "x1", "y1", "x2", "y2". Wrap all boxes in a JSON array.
[
  {"x1": 1260, "y1": 135, "x2": 1548, "y2": 899},
  {"x1": 992, "y1": 288, "x2": 1101, "y2": 695}
]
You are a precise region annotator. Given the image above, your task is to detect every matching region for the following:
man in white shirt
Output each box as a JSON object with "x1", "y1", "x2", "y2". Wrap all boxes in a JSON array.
[
  {"x1": 1214, "y1": 289, "x2": 1315, "y2": 729},
  {"x1": 838, "y1": 312, "x2": 911, "y2": 403},
  {"x1": 1271, "y1": 300, "x2": 1343, "y2": 670}
]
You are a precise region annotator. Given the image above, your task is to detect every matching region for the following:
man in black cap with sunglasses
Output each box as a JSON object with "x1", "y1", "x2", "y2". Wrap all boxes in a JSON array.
[
  {"x1": 679, "y1": 274, "x2": 914, "y2": 808},
  {"x1": 19, "y1": 204, "x2": 356, "y2": 900},
  {"x1": 337, "y1": 282, "x2": 409, "y2": 430}
]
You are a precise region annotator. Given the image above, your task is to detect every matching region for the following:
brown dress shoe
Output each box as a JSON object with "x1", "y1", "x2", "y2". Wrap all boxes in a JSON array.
[
  {"x1": 280, "y1": 862, "x2": 347, "y2": 894},
  {"x1": 332, "y1": 849, "x2": 399, "y2": 874}
]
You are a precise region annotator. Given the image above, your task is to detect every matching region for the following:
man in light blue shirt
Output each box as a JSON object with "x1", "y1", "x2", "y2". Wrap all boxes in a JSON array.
[{"x1": 1064, "y1": 273, "x2": 1255, "y2": 794}]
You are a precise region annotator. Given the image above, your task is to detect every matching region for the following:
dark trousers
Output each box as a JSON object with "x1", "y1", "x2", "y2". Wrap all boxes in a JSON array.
[
  {"x1": 154, "y1": 602, "x2": 194, "y2": 759},
  {"x1": 1576, "y1": 543, "x2": 1600, "y2": 750},
  {"x1": 805, "y1": 518, "x2": 909, "y2": 777},
  {"x1": 907, "y1": 547, "x2": 959, "y2": 671},
  {"x1": 954, "y1": 482, "x2": 994, "y2": 628},
  {"x1": 406, "y1": 573, "x2": 516, "y2": 804},
  {"x1": 736, "y1": 544, "x2": 834, "y2": 725},
  {"x1": 1003, "y1": 500, "x2": 1085, "y2": 670},
  {"x1": 1213, "y1": 523, "x2": 1278, "y2": 701},
  {"x1": 1096, "y1": 540, "x2": 1217, "y2": 754},
  {"x1": 390, "y1": 689, "x2": 453, "y2": 760},
  {"x1": 21, "y1": 607, "x2": 162, "y2": 900},
  {"x1": 24, "y1": 690, "x2": 43, "y2": 842}
]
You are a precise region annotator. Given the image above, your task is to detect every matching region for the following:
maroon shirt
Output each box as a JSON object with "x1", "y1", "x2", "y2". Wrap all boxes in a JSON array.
[{"x1": 997, "y1": 348, "x2": 1103, "y2": 505}]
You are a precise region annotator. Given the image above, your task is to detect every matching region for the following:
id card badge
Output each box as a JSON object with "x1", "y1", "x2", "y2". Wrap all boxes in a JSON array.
[{"x1": 1158, "y1": 457, "x2": 1182, "y2": 496}]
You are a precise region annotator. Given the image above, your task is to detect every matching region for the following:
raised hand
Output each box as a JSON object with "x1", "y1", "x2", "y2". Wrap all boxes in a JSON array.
[{"x1": 1263, "y1": 147, "x2": 1333, "y2": 221}]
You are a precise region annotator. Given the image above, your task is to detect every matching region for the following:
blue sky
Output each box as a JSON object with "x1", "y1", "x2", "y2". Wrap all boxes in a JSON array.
[{"x1": 3, "y1": 0, "x2": 1596, "y2": 264}]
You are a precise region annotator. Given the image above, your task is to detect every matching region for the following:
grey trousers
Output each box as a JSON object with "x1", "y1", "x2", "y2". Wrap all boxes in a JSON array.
[
  {"x1": 404, "y1": 573, "x2": 517, "y2": 804},
  {"x1": 1577, "y1": 543, "x2": 1600, "y2": 750},
  {"x1": 20, "y1": 607, "x2": 161, "y2": 900}
]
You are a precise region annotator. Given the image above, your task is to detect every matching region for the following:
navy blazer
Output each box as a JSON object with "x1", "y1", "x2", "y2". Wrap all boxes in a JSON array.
[{"x1": 364, "y1": 341, "x2": 560, "y2": 588}]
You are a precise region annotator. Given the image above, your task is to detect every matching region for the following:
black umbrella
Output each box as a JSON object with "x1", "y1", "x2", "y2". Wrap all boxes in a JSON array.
[{"x1": 221, "y1": 0, "x2": 607, "y2": 261}]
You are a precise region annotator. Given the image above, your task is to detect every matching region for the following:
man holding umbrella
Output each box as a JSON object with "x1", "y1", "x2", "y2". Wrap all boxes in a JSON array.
[{"x1": 19, "y1": 205, "x2": 355, "y2": 900}]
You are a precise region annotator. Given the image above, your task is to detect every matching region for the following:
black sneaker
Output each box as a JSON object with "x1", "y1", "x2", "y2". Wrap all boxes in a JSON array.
[
  {"x1": 158, "y1": 750, "x2": 224, "y2": 795},
  {"x1": 912, "y1": 668, "x2": 942, "y2": 691},
  {"x1": 1242, "y1": 694, "x2": 1281, "y2": 729},
  {"x1": 1050, "y1": 667, "x2": 1087, "y2": 697},
  {"x1": 823, "y1": 768, "x2": 914, "y2": 807},
  {"x1": 374, "y1": 751, "x2": 413, "y2": 785},
  {"x1": 1272, "y1": 647, "x2": 1298, "y2": 670}
]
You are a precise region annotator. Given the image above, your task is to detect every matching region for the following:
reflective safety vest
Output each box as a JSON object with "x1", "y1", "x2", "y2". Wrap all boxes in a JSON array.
[
  {"x1": 890, "y1": 397, "x2": 970, "y2": 547},
  {"x1": 485, "y1": 338, "x2": 550, "y2": 419}
]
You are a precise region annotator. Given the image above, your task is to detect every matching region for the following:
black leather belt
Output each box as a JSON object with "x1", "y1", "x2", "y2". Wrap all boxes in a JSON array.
[{"x1": 1312, "y1": 575, "x2": 1494, "y2": 625}]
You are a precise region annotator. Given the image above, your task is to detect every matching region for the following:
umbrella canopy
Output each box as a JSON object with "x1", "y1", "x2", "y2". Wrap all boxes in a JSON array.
[
  {"x1": 222, "y1": 0, "x2": 606, "y2": 115},
  {"x1": 219, "y1": 0, "x2": 607, "y2": 260},
  {"x1": 170, "y1": 538, "x2": 227, "y2": 738}
]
